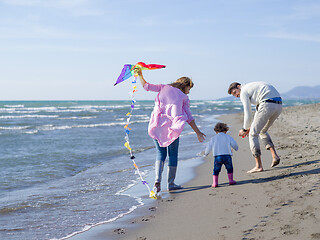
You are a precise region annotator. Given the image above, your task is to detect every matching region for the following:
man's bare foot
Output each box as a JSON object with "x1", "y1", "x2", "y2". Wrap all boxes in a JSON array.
[
  {"x1": 247, "y1": 167, "x2": 263, "y2": 173},
  {"x1": 271, "y1": 158, "x2": 280, "y2": 167}
]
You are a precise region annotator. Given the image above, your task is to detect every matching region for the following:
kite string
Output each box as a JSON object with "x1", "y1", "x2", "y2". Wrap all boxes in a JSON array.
[{"x1": 123, "y1": 76, "x2": 156, "y2": 199}]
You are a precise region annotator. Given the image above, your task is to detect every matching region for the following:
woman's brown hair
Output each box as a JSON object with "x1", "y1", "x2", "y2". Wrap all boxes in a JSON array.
[{"x1": 169, "y1": 77, "x2": 194, "y2": 94}]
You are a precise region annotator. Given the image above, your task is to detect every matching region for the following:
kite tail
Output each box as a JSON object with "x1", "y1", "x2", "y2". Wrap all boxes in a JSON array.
[{"x1": 123, "y1": 77, "x2": 157, "y2": 200}]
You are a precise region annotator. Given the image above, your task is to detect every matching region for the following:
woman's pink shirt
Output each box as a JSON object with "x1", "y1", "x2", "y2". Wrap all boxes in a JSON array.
[{"x1": 144, "y1": 82, "x2": 194, "y2": 147}]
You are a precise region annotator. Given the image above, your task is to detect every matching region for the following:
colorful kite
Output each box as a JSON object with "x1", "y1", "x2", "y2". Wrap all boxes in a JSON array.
[
  {"x1": 114, "y1": 62, "x2": 166, "y2": 200},
  {"x1": 114, "y1": 62, "x2": 166, "y2": 86}
]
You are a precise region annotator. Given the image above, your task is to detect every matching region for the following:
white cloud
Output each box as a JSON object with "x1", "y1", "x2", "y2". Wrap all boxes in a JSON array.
[
  {"x1": 0, "y1": 43, "x2": 168, "y2": 53},
  {"x1": 1, "y1": 0, "x2": 88, "y2": 7},
  {"x1": 0, "y1": 18, "x2": 74, "y2": 39},
  {"x1": 1, "y1": 0, "x2": 41, "y2": 6},
  {"x1": 1, "y1": 0, "x2": 104, "y2": 16},
  {"x1": 291, "y1": 3, "x2": 320, "y2": 20},
  {"x1": 69, "y1": 8, "x2": 104, "y2": 17},
  {"x1": 264, "y1": 31, "x2": 320, "y2": 43}
]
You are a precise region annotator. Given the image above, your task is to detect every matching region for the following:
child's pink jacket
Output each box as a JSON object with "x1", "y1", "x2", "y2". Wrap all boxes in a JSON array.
[{"x1": 144, "y1": 82, "x2": 194, "y2": 147}]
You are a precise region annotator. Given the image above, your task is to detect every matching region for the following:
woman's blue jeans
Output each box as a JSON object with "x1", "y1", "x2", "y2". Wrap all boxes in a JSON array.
[{"x1": 153, "y1": 138, "x2": 179, "y2": 167}]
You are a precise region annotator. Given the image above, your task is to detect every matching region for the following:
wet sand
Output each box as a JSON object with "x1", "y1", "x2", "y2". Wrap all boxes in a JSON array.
[{"x1": 86, "y1": 103, "x2": 320, "y2": 240}]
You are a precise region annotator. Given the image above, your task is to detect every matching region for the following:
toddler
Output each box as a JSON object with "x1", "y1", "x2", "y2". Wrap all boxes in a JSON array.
[{"x1": 205, "y1": 122, "x2": 238, "y2": 187}]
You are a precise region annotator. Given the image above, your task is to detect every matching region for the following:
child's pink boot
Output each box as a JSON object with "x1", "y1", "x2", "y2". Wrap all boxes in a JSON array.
[
  {"x1": 228, "y1": 173, "x2": 236, "y2": 185},
  {"x1": 212, "y1": 175, "x2": 219, "y2": 188}
]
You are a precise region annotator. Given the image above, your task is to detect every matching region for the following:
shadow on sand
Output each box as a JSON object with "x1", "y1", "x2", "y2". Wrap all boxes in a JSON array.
[{"x1": 169, "y1": 159, "x2": 320, "y2": 194}]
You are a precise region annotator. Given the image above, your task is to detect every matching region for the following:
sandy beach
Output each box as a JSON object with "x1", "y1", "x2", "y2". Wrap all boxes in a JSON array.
[{"x1": 85, "y1": 103, "x2": 320, "y2": 240}]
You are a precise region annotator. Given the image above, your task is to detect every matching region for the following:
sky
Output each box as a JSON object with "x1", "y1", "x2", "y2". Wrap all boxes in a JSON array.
[{"x1": 0, "y1": 0, "x2": 319, "y2": 100}]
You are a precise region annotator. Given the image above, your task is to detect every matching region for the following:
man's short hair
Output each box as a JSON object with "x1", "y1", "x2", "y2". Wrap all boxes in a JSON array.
[{"x1": 228, "y1": 82, "x2": 241, "y2": 95}]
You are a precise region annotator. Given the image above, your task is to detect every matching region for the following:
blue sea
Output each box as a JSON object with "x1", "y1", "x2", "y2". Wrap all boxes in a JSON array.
[{"x1": 0, "y1": 99, "x2": 317, "y2": 240}]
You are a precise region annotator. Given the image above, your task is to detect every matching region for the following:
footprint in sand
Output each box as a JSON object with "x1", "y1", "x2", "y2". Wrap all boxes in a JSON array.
[
  {"x1": 311, "y1": 233, "x2": 320, "y2": 239},
  {"x1": 149, "y1": 207, "x2": 157, "y2": 211},
  {"x1": 280, "y1": 224, "x2": 299, "y2": 235},
  {"x1": 137, "y1": 237, "x2": 147, "y2": 240},
  {"x1": 141, "y1": 215, "x2": 155, "y2": 222},
  {"x1": 114, "y1": 228, "x2": 125, "y2": 234}
]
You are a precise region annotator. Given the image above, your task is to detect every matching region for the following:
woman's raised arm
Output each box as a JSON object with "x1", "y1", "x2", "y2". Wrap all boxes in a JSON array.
[{"x1": 137, "y1": 69, "x2": 147, "y2": 87}]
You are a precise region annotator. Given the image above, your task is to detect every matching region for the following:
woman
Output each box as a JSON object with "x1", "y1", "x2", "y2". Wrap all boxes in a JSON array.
[{"x1": 137, "y1": 70, "x2": 206, "y2": 192}]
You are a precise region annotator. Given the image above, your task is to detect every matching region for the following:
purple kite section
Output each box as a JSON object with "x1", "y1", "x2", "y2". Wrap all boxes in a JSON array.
[{"x1": 114, "y1": 64, "x2": 133, "y2": 86}]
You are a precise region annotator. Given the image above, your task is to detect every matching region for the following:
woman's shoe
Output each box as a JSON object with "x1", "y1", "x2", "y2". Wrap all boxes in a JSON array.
[
  {"x1": 168, "y1": 183, "x2": 183, "y2": 191},
  {"x1": 154, "y1": 182, "x2": 161, "y2": 193},
  {"x1": 168, "y1": 166, "x2": 183, "y2": 191}
]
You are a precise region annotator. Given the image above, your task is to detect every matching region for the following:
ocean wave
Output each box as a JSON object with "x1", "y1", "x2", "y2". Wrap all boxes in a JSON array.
[
  {"x1": 0, "y1": 119, "x2": 150, "y2": 135},
  {"x1": 38, "y1": 120, "x2": 149, "y2": 131},
  {"x1": 57, "y1": 199, "x2": 143, "y2": 240},
  {"x1": 0, "y1": 106, "x2": 99, "y2": 114},
  {"x1": 0, "y1": 126, "x2": 30, "y2": 130},
  {"x1": 37, "y1": 122, "x2": 126, "y2": 131},
  {"x1": 116, "y1": 117, "x2": 125, "y2": 121},
  {"x1": 57, "y1": 173, "x2": 150, "y2": 240},
  {"x1": 0, "y1": 104, "x2": 148, "y2": 115},
  {"x1": 0, "y1": 204, "x2": 31, "y2": 215},
  {"x1": 116, "y1": 115, "x2": 149, "y2": 122},
  {"x1": 191, "y1": 101, "x2": 205, "y2": 105},
  {"x1": 71, "y1": 105, "x2": 122, "y2": 109},
  {"x1": 66, "y1": 105, "x2": 129, "y2": 110},
  {"x1": 25, "y1": 130, "x2": 39, "y2": 134},
  {"x1": 0, "y1": 110, "x2": 41, "y2": 114},
  {"x1": 18, "y1": 107, "x2": 58, "y2": 112},
  {"x1": 3, "y1": 105, "x2": 24, "y2": 108},
  {"x1": 21, "y1": 108, "x2": 85, "y2": 113},
  {"x1": 142, "y1": 106, "x2": 154, "y2": 110},
  {"x1": 132, "y1": 114, "x2": 149, "y2": 119},
  {"x1": 206, "y1": 100, "x2": 243, "y2": 107},
  {"x1": 57, "y1": 116, "x2": 97, "y2": 120},
  {"x1": 0, "y1": 115, "x2": 59, "y2": 119}
]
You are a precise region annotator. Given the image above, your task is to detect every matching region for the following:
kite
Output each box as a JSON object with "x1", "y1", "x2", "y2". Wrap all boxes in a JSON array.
[
  {"x1": 114, "y1": 62, "x2": 166, "y2": 200},
  {"x1": 114, "y1": 62, "x2": 166, "y2": 86}
]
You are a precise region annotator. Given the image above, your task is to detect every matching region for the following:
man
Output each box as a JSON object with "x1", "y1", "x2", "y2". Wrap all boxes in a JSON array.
[{"x1": 228, "y1": 82, "x2": 282, "y2": 173}]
